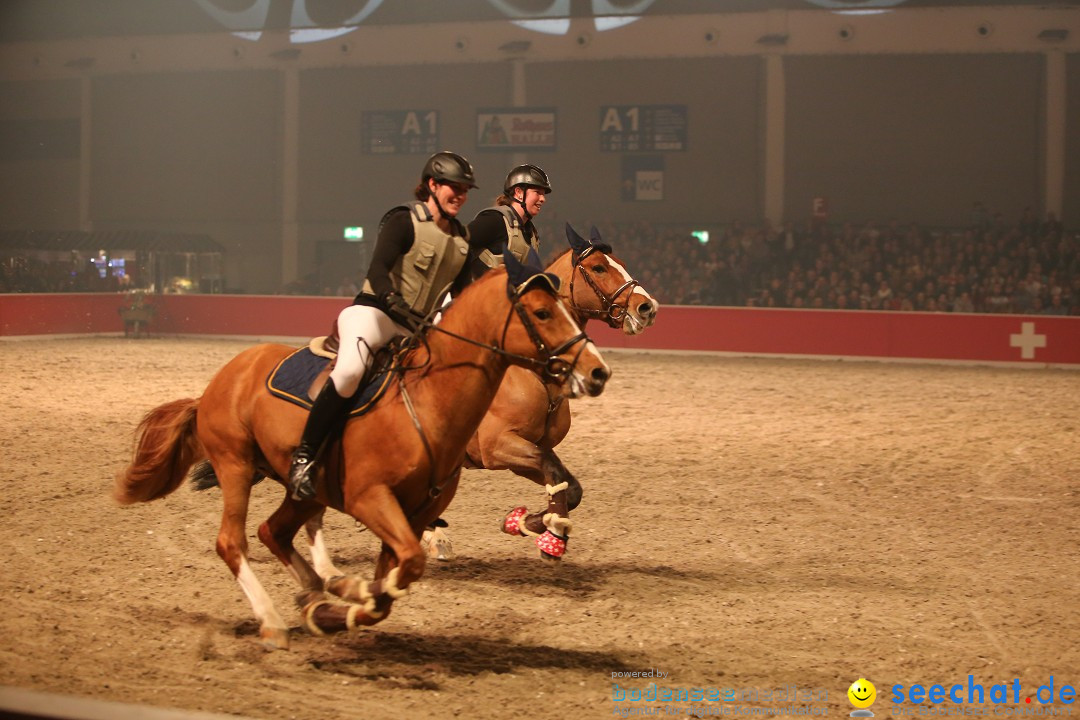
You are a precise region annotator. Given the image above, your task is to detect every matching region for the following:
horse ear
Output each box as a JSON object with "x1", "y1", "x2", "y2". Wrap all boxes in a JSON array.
[
  {"x1": 504, "y1": 247, "x2": 561, "y2": 296},
  {"x1": 587, "y1": 225, "x2": 612, "y2": 253},
  {"x1": 503, "y1": 247, "x2": 529, "y2": 289},
  {"x1": 565, "y1": 223, "x2": 589, "y2": 253}
]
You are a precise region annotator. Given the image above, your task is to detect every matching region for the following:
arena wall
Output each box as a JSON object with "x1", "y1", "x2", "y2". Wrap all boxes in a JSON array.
[{"x1": 2, "y1": 293, "x2": 1077, "y2": 367}]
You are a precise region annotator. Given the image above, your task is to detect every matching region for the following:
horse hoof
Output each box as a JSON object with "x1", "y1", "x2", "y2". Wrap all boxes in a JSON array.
[
  {"x1": 539, "y1": 551, "x2": 562, "y2": 565},
  {"x1": 422, "y1": 527, "x2": 454, "y2": 562},
  {"x1": 501, "y1": 506, "x2": 528, "y2": 536},
  {"x1": 535, "y1": 530, "x2": 567, "y2": 559},
  {"x1": 259, "y1": 626, "x2": 290, "y2": 650}
]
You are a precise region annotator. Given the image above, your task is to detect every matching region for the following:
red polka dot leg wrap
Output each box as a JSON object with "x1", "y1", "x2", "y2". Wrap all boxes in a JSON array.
[
  {"x1": 535, "y1": 530, "x2": 567, "y2": 558},
  {"x1": 502, "y1": 506, "x2": 528, "y2": 536}
]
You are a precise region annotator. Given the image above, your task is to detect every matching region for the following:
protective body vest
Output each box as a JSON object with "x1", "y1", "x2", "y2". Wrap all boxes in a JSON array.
[
  {"x1": 362, "y1": 201, "x2": 470, "y2": 315},
  {"x1": 477, "y1": 205, "x2": 539, "y2": 269}
]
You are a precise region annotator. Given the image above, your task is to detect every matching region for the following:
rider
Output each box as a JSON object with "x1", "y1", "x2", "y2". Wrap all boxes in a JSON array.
[
  {"x1": 467, "y1": 163, "x2": 552, "y2": 276},
  {"x1": 288, "y1": 151, "x2": 481, "y2": 501}
]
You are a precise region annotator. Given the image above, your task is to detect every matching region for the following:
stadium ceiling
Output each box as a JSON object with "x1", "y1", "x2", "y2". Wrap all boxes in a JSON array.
[{"x1": 1, "y1": 0, "x2": 1076, "y2": 43}]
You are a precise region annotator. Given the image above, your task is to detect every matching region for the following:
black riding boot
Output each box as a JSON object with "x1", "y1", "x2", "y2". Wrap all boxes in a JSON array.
[{"x1": 288, "y1": 378, "x2": 351, "y2": 501}]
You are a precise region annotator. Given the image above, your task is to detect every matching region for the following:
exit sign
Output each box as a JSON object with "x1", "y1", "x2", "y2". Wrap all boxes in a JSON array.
[{"x1": 343, "y1": 226, "x2": 363, "y2": 241}]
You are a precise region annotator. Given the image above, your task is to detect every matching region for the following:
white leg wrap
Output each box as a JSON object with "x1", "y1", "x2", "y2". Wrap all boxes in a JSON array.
[
  {"x1": 543, "y1": 512, "x2": 573, "y2": 536},
  {"x1": 356, "y1": 580, "x2": 373, "y2": 603},
  {"x1": 303, "y1": 601, "x2": 331, "y2": 636},
  {"x1": 362, "y1": 597, "x2": 384, "y2": 619},
  {"x1": 383, "y1": 567, "x2": 409, "y2": 600},
  {"x1": 345, "y1": 604, "x2": 365, "y2": 631},
  {"x1": 545, "y1": 481, "x2": 570, "y2": 496}
]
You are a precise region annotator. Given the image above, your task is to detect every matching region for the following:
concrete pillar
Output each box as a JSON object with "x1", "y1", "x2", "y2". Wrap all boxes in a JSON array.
[
  {"x1": 763, "y1": 54, "x2": 785, "y2": 227},
  {"x1": 511, "y1": 57, "x2": 526, "y2": 167},
  {"x1": 281, "y1": 66, "x2": 299, "y2": 285},
  {"x1": 1043, "y1": 50, "x2": 1065, "y2": 221},
  {"x1": 79, "y1": 75, "x2": 92, "y2": 231}
]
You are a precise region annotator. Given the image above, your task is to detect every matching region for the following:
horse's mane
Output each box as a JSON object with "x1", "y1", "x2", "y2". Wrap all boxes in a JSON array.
[{"x1": 436, "y1": 265, "x2": 508, "y2": 323}]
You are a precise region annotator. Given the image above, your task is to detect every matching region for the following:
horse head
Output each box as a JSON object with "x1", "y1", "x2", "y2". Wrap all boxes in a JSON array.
[
  {"x1": 502, "y1": 249, "x2": 610, "y2": 398},
  {"x1": 560, "y1": 223, "x2": 659, "y2": 335}
]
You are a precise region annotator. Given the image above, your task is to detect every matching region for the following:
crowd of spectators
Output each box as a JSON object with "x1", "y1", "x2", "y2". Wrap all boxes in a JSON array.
[
  {"x1": 0, "y1": 255, "x2": 133, "y2": 293},
  {"x1": 4, "y1": 206, "x2": 1077, "y2": 316},
  {"x1": 535, "y1": 207, "x2": 1078, "y2": 316}
]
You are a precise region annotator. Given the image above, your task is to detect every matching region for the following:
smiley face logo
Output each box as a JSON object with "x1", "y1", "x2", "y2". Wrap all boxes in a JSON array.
[{"x1": 848, "y1": 678, "x2": 877, "y2": 716}]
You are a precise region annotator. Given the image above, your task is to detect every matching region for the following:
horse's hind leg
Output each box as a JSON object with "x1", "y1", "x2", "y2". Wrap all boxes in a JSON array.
[
  {"x1": 212, "y1": 459, "x2": 292, "y2": 650},
  {"x1": 302, "y1": 508, "x2": 348, "y2": 580},
  {"x1": 257, "y1": 497, "x2": 327, "y2": 593}
]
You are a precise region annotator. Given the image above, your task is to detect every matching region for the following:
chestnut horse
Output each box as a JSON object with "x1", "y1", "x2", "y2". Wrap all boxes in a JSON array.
[
  {"x1": 301, "y1": 223, "x2": 657, "y2": 569},
  {"x1": 467, "y1": 225, "x2": 658, "y2": 559},
  {"x1": 114, "y1": 259, "x2": 610, "y2": 649}
]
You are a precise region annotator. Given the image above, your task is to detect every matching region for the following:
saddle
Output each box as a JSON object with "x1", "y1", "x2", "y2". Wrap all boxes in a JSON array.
[{"x1": 265, "y1": 334, "x2": 399, "y2": 416}]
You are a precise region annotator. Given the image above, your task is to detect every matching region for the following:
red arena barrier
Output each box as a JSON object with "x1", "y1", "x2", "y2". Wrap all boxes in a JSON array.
[{"x1": 1, "y1": 293, "x2": 1078, "y2": 367}]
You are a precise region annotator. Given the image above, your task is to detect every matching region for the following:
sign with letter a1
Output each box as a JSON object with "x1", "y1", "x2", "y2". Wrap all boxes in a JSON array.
[{"x1": 362, "y1": 110, "x2": 439, "y2": 154}]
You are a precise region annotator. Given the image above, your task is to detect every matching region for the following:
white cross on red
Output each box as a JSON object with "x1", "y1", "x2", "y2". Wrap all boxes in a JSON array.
[{"x1": 1009, "y1": 321, "x2": 1047, "y2": 360}]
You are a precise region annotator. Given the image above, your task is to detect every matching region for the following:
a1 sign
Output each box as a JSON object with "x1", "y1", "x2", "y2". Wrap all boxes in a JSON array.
[
  {"x1": 362, "y1": 110, "x2": 439, "y2": 155},
  {"x1": 600, "y1": 105, "x2": 687, "y2": 152}
]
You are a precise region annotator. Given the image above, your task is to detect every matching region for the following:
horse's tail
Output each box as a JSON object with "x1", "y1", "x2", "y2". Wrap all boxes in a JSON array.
[{"x1": 113, "y1": 398, "x2": 203, "y2": 505}]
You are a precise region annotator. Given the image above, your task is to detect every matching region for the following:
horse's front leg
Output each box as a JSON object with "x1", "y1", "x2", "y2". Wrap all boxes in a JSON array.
[
  {"x1": 494, "y1": 441, "x2": 579, "y2": 562},
  {"x1": 307, "y1": 484, "x2": 426, "y2": 633},
  {"x1": 527, "y1": 450, "x2": 575, "y2": 563}
]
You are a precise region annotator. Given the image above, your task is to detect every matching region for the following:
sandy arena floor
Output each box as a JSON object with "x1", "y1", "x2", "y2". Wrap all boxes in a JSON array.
[{"x1": 0, "y1": 337, "x2": 1077, "y2": 720}]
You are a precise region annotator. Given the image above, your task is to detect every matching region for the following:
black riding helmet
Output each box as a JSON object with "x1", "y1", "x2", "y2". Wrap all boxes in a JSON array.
[
  {"x1": 504, "y1": 164, "x2": 552, "y2": 195},
  {"x1": 423, "y1": 151, "x2": 478, "y2": 189}
]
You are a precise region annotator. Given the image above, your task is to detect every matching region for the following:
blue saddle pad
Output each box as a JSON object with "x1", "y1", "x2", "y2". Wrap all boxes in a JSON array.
[{"x1": 266, "y1": 347, "x2": 393, "y2": 417}]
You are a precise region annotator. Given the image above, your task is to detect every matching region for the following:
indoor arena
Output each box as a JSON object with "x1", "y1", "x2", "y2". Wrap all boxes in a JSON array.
[{"x1": 1, "y1": 1, "x2": 1078, "y2": 719}]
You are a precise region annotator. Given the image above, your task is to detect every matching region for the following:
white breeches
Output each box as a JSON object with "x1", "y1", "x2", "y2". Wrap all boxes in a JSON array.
[{"x1": 330, "y1": 304, "x2": 411, "y2": 397}]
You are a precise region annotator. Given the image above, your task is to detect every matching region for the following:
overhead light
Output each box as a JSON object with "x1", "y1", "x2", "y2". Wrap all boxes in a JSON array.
[
  {"x1": 757, "y1": 33, "x2": 789, "y2": 46},
  {"x1": 499, "y1": 40, "x2": 532, "y2": 53},
  {"x1": 1037, "y1": 29, "x2": 1069, "y2": 42}
]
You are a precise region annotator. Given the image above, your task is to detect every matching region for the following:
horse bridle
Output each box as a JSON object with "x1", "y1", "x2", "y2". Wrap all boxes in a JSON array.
[
  {"x1": 567, "y1": 245, "x2": 641, "y2": 328},
  {"x1": 404, "y1": 284, "x2": 590, "y2": 385}
]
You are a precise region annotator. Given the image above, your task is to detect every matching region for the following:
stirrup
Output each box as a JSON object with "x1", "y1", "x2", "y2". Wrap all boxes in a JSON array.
[{"x1": 289, "y1": 454, "x2": 316, "y2": 501}]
